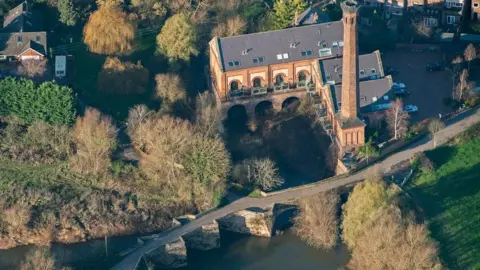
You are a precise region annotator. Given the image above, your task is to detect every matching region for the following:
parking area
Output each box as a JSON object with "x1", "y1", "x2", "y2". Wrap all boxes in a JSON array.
[{"x1": 382, "y1": 49, "x2": 453, "y2": 122}]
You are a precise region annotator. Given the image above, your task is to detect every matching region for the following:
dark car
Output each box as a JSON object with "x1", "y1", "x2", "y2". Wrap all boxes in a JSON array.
[
  {"x1": 384, "y1": 66, "x2": 399, "y2": 76},
  {"x1": 393, "y1": 88, "x2": 410, "y2": 96},
  {"x1": 426, "y1": 62, "x2": 443, "y2": 72}
]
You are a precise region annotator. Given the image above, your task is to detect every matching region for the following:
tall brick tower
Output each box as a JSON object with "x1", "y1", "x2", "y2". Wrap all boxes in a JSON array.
[
  {"x1": 335, "y1": 0, "x2": 365, "y2": 148},
  {"x1": 340, "y1": 0, "x2": 360, "y2": 119}
]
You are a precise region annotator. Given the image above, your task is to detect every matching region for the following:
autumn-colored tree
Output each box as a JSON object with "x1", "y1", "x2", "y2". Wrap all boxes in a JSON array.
[
  {"x1": 464, "y1": 43, "x2": 477, "y2": 72},
  {"x1": 155, "y1": 73, "x2": 186, "y2": 105},
  {"x1": 129, "y1": 0, "x2": 167, "y2": 27},
  {"x1": 348, "y1": 205, "x2": 441, "y2": 270},
  {"x1": 428, "y1": 119, "x2": 445, "y2": 148},
  {"x1": 455, "y1": 68, "x2": 469, "y2": 101},
  {"x1": 387, "y1": 98, "x2": 409, "y2": 140},
  {"x1": 17, "y1": 59, "x2": 47, "y2": 78},
  {"x1": 98, "y1": 57, "x2": 149, "y2": 94},
  {"x1": 128, "y1": 109, "x2": 230, "y2": 209},
  {"x1": 293, "y1": 192, "x2": 339, "y2": 249},
  {"x1": 157, "y1": 13, "x2": 199, "y2": 62},
  {"x1": 212, "y1": 15, "x2": 247, "y2": 37},
  {"x1": 69, "y1": 108, "x2": 117, "y2": 175},
  {"x1": 83, "y1": 5, "x2": 136, "y2": 55},
  {"x1": 271, "y1": 0, "x2": 308, "y2": 30},
  {"x1": 342, "y1": 176, "x2": 390, "y2": 249}
]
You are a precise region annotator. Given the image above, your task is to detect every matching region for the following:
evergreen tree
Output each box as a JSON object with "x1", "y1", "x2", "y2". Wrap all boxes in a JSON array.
[
  {"x1": 58, "y1": 0, "x2": 79, "y2": 26},
  {"x1": 272, "y1": 0, "x2": 308, "y2": 30},
  {"x1": 156, "y1": 13, "x2": 199, "y2": 62}
]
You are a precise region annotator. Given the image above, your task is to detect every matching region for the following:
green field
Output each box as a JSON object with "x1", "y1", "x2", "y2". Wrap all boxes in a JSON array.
[{"x1": 408, "y1": 126, "x2": 480, "y2": 269}]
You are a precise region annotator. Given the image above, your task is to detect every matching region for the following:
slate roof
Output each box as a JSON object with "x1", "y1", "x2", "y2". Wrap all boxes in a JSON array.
[
  {"x1": 2, "y1": 2, "x2": 43, "y2": 33},
  {"x1": 216, "y1": 20, "x2": 344, "y2": 72},
  {"x1": 292, "y1": 7, "x2": 331, "y2": 26},
  {"x1": 320, "y1": 50, "x2": 384, "y2": 84},
  {"x1": 332, "y1": 75, "x2": 393, "y2": 111},
  {"x1": 0, "y1": 32, "x2": 47, "y2": 56}
]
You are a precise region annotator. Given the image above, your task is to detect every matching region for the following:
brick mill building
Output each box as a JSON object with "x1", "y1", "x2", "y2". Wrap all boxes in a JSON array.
[{"x1": 208, "y1": 1, "x2": 393, "y2": 149}]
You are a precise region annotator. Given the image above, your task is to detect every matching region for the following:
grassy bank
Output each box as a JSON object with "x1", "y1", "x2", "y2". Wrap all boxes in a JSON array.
[{"x1": 408, "y1": 124, "x2": 480, "y2": 269}]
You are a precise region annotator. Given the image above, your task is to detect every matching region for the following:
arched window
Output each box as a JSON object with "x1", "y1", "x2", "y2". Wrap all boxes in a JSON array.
[
  {"x1": 253, "y1": 77, "x2": 261, "y2": 88},
  {"x1": 230, "y1": 81, "x2": 239, "y2": 91},
  {"x1": 275, "y1": 74, "x2": 284, "y2": 85},
  {"x1": 298, "y1": 71, "x2": 307, "y2": 82}
]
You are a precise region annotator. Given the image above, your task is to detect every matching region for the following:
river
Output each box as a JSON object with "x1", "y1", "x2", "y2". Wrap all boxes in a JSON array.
[{"x1": 0, "y1": 229, "x2": 349, "y2": 269}]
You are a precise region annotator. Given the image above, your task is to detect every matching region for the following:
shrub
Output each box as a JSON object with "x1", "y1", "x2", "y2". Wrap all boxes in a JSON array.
[
  {"x1": 232, "y1": 158, "x2": 284, "y2": 191},
  {"x1": 98, "y1": 57, "x2": 149, "y2": 94},
  {"x1": 20, "y1": 249, "x2": 57, "y2": 270},
  {"x1": 293, "y1": 192, "x2": 339, "y2": 249},
  {"x1": 0, "y1": 77, "x2": 75, "y2": 125}
]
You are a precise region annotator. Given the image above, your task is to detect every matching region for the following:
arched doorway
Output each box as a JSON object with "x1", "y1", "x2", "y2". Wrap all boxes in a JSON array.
[
  {"x1": 282, "y1": 96, "x2": 301, "y2": 111},
  {"x1": 230, "y1": 81, "x2": 239, "y2": 91},
  {"x1": 226, "y1": 104, "x2": 248, "y2": 132},
  {"x1": 298, "y1": 71, "x2": 307, "y2": 82},
  {"x1": 255, "y1": 100, "x2": 273, "y2": 117},
  {"x1": 253, "y1": 77, "x2": 262, "y2": 88},
  {"x1": 274, "y1": 74, "x2": 284, "y2": 85}
]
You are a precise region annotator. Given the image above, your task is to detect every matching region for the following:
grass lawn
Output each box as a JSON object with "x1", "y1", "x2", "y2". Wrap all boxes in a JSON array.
[{"x1": 408, "y1": 127, "x2": 480, "y2": 269}]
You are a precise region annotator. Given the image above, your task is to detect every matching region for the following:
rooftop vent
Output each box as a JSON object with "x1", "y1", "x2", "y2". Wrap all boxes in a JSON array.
[
  {"x1": 241, "y1": 49, "x2": 248, "y2": 55},
  {"x1": 290, "y1": 42, "x2": 298, "y2": 48}
]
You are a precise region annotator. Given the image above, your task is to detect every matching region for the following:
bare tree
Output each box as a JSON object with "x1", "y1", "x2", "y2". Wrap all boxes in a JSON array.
[
  {"x1": 69, "y1": 108, "x2": 117, "y2": 175},
  {"x1": 293, "y1": 192, "x2": 339, "y2": 249},
  {"x1": 212, "y1": 15, "x2": 247, "y2": 37},
  {"x1": 233, "y1": 158, "x2": 284, "y2": 191},
  {"x1": 195, "y1": 92, "x2": 222, "y2": 137},
  {"x1": 126, "y1": 105, "x2": 154, "y2": 138},
  {"x1": 155, "y1": 73, "x2": 186, "y2": 104},
  {"x1": 428, "y1": 119, "x2": 445, "y2": 148},
  {"x1": 17, "y1": 59, "x2": 47, "y2": 78},
  {"x1": 455, "y1": 68, "x2": 470, "y2": 101},
  {"x1": 464, "y1": 43, "x2": 477, "y2": 72},
  {"x1": 20, "y1": 248, "x2": 68, "y2": 270},
  {"x1": 386, "y1": 99, "x2": 409, "y2": 140}
]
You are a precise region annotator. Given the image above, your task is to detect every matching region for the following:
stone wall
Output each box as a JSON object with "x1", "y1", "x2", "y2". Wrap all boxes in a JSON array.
[
  {"x1": 144, "y1": 237, "x2": 187, "y2": 269},
  {"x1": 217, "y1": 207, "x2": 273, "y2": 237},
  {"x1": 182, "y1": 221, "x2": 220, "y2": 251}
]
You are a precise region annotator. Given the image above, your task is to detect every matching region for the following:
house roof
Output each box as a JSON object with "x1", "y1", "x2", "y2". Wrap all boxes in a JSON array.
[
  {"x1": 333, "y1": 75, "x2": 393, "y2": 110},
  {"x1": 292, "y1": 7, "x2": 331, "y2": 26},
  {"x1": 2, "y1": 2, "x2": 43, "y2": 33},
  {"x1": 320, "y1": 50, "x2": 384, "y2": 84},
  {"x1": 0, "y1": 32, "x2": 47, "y2": 56},
  {"x1": 215, "y1": 20, "x2": 344, "y2": 72}
]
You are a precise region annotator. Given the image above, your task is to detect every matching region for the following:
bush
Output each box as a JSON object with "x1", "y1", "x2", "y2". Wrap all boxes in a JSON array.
[
  {"x1": 0, "y1": 77, "x2": 76, "y2": 125},
  {"x1": 98, "y1": 57, "x2": 149, "y2": 94},
  {"x1": 232, "y1": 158, "x2": 284, "y2": 191},
  {"x1": 465, "y1": 95, "x2": 480, "y2": 108},
  {"x1": 293, "y1": 192, "x2": 339, "y2": 249},
  {"x1": 0, "y1": 120, "x2": 72, "y2": 164}
]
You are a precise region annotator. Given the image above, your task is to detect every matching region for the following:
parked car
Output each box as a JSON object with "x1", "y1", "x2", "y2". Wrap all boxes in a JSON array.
[
  {"x1": 384, "y1": 66, "x2": 399, "y2": 76},
  {"x1": 393, "y1": 82, "x2": 406, "y2": 89},
  {"x1": 426, "y1": 62, "x2": 443, "y2": 72},
  {"x1": 403, "y1": 105, "x2": 418, "y2": 113},
  {"x1": 393, "y1": 88, "x2": 410, "y2": 96}
]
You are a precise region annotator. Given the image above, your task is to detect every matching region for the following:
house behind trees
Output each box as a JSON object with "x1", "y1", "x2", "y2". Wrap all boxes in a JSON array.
[{"x1": 0, "y1": 2, "x2": 47, "y2": 62}]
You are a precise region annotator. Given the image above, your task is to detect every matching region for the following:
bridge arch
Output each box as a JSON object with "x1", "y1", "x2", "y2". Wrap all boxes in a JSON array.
[
  {"x1": 255, "y1": 100, "x2": 274, "y2": 117},
  {"x1": 282, "y1": 96, "x2": 301, "y2": 111},
  {"x1": 227, "y1": 104, "x2": 248, "y2": 122}
]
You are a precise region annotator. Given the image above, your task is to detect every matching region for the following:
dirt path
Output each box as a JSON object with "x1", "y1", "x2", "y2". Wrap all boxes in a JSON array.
[{"x1": 112, "y1": 107, "x2": 480, "y2": 270}]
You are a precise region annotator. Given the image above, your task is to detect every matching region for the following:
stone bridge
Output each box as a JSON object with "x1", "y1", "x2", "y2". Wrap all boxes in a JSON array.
[{"x1": 112, "y1": 107, "x2": 480, "y2": 270}]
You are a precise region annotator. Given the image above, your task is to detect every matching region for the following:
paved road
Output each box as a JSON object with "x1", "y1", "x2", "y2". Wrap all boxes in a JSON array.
[{"x1": 112, "y1": 107, "x2": 480, "y2": 270}]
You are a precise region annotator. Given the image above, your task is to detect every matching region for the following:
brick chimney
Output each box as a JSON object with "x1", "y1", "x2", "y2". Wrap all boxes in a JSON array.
[{"x1": 340, "y1": 1, "x2": 361, "y2": 120}]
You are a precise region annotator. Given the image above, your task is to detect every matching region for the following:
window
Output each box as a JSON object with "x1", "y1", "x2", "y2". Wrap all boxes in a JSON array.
[
  {"x1": 319, "y1": 48, "x2": 332, "y2": 57},
  {"x1": 230, "y1": 81, "x2": 239, "y2": 91},
  {"x1": 301, "y1": 50, "x2": 312, "y2": 57},
  {"x1": 17, "y1": 36, "x2": 22, "y2": 42},
  {"x1": 298, "y1": 71, "x2": 307, "y2": 81},
  {"x1": 447, "y1": 15, "x2": 456, "y2": 24},
  {"x1": 361, "y1": 96, "x2": 366, "y2": 101},
  {"x1": 424, "y1": 17, "x2": 438, "y2": 27},
  {"x1": 228, "y1": 61, "x2": 234, "y2": 67},
  {"x1": 360, "y1": 69, "x2": 365, "y2": 75},
  {"x1": 338, "y1": 41, "x2": 344, "y2": 47},
  {"x1": 332, "y1": 41, "x2": 338, "y2": 47},
  {"x1": 454, "y1": 2, "x2": 463, "y2": 7},
  {"x1": 446, "y1": 1, "x2": 451, "y2": 7},
  {"x1": 338, "y1": 73, "x2": 342, "y2": 79},
  {"x1": 371, "y1": 68, "x2": 377, "y2": 74},
  {"x1": 475, "y1": 2, "x2": 479, "y2": 7},
  {"x1": 322, "y1": 43, "x2": 327, "y2": 48},
  {"x1": 259, "y1": 57, "x2": 264, "y2": 63},
  {"x1": 306, "y1": 50, "x2": 312, "y2": 56},
  {"x1": 253, "y1": 78, "x2": 261, "y2": 88},
  {"x1": 283, "y1": 53, "x2": 289, "y2": 59},
  {"x1": 36, "y1": 36, "x2": 40, "y2": 42},
  {"x1": 383, "y1": 95, "x2": 389, "y2": 101},
  {"x1": 253, "y1": 58, "x2": 258, "y2": 64},
  {"x1": 325, "y1": 75, "x2": 331, "y2": 80},
  {"x1": 275, "y1": 74, "x2": 284, "y2": 85},
  {"x1": 277, "y1": 54, "x2": 283, "y2": 60},
  {"x1": 234, "y1": 60, "x2": 240, "y2": 66},
  {"x1": 0, "y1": 55, "x2": 6, "y2": 60},
  {"x1": 372, "y1": 96, "x2": 378, "y2": 102}
]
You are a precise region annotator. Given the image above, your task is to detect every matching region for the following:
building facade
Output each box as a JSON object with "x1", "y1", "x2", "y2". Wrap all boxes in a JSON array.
[{"x1": 208, "y1": 2, "x2": 392, "y2": 149}]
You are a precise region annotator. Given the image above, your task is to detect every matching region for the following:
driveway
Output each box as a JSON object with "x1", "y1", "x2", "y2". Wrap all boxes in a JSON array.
[{"x1": 383, "y1": 49, "x2": 454, "y2": 122}]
